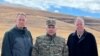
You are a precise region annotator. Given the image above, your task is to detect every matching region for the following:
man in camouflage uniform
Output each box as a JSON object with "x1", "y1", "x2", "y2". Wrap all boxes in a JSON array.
[{"x1": 32, "y1": 19, "x2": 68, "y2": 56}]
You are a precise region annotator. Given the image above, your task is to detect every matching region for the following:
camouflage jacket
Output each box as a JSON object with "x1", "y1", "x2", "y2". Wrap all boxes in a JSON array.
[{"x1": 32, "y1": 35, "x2": 68, "y2": 56}]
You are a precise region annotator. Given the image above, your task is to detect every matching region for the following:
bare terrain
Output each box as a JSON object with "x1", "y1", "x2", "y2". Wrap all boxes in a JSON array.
[{"x1": 0, "y1": 4, "x2": 100, "y2": 56}]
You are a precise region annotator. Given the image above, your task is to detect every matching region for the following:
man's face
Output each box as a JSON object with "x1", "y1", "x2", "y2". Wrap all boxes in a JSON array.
[
  {"x1": 16, "y1": 15, "x2": 26, "y2": 28},
  {"x1": 46, "y1": 25, "x2": 56, "y2": 35},
  {"x1": 75, "y1": 20, "x2": 84, "y2": 32}
]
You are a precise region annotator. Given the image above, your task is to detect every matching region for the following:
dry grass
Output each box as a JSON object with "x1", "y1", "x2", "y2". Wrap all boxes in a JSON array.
[
  {"x1": 0, "y1": 17, "x2": 100, "y2": 56},
  {"x1": 0, "y1": 4, "x2": 100, "y2": 56}
]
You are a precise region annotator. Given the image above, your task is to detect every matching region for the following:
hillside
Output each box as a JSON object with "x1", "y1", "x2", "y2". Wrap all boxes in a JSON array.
[{"x1": 0, "y1": 4, "x2": 100, "y2": 56}]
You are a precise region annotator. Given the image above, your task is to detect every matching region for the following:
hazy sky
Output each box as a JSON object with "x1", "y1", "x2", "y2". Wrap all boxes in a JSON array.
[{"x1": 0, "y1": 0, "x2": 100, "y2": 18}]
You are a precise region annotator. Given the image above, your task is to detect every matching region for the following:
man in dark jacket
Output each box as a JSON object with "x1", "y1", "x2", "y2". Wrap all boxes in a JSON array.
[
  {"x1": 67, "y1": 17, "x2": 98, "y2": 56},
  {"x1": 1, "y1": 14, "x2": 33, "y2": 56}
]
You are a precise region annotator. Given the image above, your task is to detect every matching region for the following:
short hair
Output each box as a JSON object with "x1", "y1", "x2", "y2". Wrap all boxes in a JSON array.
[
  {"x1": 16, "y1": 13, "x2": 26, "y2": 18},
  {"x1": 74, "y1": 17, "x2": 85, "y2": 26}
]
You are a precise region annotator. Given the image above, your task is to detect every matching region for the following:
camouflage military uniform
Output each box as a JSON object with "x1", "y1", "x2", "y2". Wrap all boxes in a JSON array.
[
  {"x1": 32, "y1": 35, "x2": 68, "y2": 56},
  {"x1": 32, "y1": 19, "x2": 68, "y2": 56}
]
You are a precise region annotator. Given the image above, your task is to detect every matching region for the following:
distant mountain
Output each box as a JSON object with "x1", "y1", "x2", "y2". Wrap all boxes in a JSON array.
[
  {"x1": 0, "y1": 3, "x2": 100, "y2": 31},
  {"x1": 0, "y1": 4, "x2": 100, "y2": 56}
]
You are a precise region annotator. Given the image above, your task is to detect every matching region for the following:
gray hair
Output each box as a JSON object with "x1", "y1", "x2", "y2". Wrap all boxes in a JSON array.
[{"x1": 74, "y1": 17, "x2": 85, "y2": 26}]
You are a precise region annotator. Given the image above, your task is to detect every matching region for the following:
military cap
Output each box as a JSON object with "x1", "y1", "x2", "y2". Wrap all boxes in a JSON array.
[{"x1": 46, "y1": 19, "x2": 56, "y2": 26}]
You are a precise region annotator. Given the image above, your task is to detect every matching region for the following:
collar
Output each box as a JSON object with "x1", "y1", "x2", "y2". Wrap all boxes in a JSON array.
[
  {"x1": 74, "y1": 29, "x2": 87, "y2": 43},
  {"x1": 46, "y1": 33, "x2": 56, "y2": 41},
  {"x1": 13, "y1": 26, "x2": 27, "y2": 34}
]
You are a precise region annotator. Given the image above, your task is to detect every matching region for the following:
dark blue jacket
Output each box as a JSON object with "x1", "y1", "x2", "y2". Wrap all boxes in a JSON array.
[
  {"x1": 67, "y1": 30, "x2": 98, "y2": 56},
  {"x1": 1, "y1": 26, "x2": 33, "y2": 56}
]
